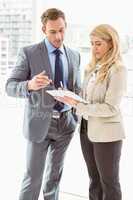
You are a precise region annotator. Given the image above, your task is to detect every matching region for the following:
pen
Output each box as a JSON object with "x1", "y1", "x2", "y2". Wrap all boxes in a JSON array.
[
  {"x1": 41, "y1": 70, "x2": 45, "y2": 74},
  {"x1": 42, "y1": 70, "x2": 53, "y2": 86},
  {"x1": 60, "y1": 81, "x2": 63, "y2": 89}
]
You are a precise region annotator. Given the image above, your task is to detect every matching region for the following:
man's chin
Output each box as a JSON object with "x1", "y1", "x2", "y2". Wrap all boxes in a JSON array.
[{"x1": 53, "y1": 42, "x2": 62, "y2": 48}]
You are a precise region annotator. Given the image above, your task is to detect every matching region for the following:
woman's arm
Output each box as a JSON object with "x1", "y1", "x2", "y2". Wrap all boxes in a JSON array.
[{"x1": 76, "y1": 67, "x2": 127, "y2": 118}]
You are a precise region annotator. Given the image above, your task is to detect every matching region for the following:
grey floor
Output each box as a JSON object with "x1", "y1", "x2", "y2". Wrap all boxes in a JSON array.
[
  {"x1": 0, "y1": 96, "x2": 132, "y2": 200},
  {"x1": 59, "y1": 192, "x2": 87, "y2": 200}
]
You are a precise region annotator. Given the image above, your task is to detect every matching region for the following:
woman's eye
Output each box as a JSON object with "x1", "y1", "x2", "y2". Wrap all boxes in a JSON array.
[{"x1": 96, "y1": 43, "x2": 101, "y2": 46}]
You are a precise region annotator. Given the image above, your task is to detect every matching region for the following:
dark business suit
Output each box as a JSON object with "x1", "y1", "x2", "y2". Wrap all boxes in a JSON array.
[{"x1": 6, "y1": 40, "x2": 81, "y2": 200}]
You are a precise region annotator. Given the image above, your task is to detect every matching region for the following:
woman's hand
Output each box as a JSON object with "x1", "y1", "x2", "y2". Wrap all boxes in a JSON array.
[{"x1": 54, "y1": 96, "x2": 80, "y2": 107}]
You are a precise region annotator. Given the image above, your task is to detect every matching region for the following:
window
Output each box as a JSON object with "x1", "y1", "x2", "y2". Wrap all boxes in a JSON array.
[{"x1": 0, "y1": 0, "x2": 133, "y2": 199}]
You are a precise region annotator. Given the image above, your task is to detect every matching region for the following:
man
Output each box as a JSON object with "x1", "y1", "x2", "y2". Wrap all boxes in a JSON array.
[{"x1": 6, "y1": 8, "x2": 81, "y2": 200}]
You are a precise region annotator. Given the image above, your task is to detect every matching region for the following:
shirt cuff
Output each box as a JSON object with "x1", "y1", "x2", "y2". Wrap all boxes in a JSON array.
[{"x1": 25, "y1": 81, "x2": 31, "y2": 97}]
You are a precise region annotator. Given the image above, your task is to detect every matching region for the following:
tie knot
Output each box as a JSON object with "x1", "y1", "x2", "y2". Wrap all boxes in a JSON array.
[{"x1": 53, "y1": 48, "x2": 62, "y2": 56}]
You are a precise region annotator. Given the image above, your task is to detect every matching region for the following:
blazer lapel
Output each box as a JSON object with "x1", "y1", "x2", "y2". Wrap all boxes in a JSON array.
[
  {"x1": 38, "y1": 42, "x2": 74, "y2": 90},
  {"x1": 64, "y1": 46, "x2": 74, "y2": 91},
  {"x1": 38, "y1": 41, "x2": 53, "y2": 80}
]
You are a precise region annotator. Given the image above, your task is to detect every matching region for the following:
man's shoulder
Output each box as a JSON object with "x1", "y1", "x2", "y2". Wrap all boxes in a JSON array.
[
  {"x1": 22, "y1": 40, "x2": 44, "y2": 54},
  {"x1": 64, "y1": 45, "x2": 80, "y2": 58}
]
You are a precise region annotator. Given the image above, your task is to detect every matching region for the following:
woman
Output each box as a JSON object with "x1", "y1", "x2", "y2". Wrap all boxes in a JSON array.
[{"x1": 56, "y1": 24, "x2": 127, "y2": 200}]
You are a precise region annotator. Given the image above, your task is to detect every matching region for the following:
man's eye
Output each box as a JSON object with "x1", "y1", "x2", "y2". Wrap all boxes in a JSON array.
[
  {"x1": 49, "y1": 30, "x2": 56, "y2": 34},
  {"x1": 59, "y1": 29, "x2": 64, "y2": 33}
]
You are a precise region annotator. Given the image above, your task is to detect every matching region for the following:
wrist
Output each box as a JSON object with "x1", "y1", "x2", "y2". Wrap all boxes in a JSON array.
[{"x1": 27, "y1": 80, "x2": 33, "y2": 91}]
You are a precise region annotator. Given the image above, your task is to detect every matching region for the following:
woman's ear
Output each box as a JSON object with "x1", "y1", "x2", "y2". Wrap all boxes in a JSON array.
[{"x1": 108, "y1": 41, "x2": 113, "y2": 50}]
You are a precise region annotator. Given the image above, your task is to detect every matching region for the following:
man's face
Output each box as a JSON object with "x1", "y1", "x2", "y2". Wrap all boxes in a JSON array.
[{"x1": 42, "y1": 17, "x2": 66, "y2": 48}]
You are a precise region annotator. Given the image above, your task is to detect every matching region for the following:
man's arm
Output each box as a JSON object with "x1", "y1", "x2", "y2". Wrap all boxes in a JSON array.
[
  {"x1": 73, "y1": 52, "x2": 81, "y2": 95},
  {"x1": 5, "y1": 48, "x2": 31, "y2": 98},
  {"x1": 5, "y1": 48, "x2": 52, "y2": 98},
  {"x1": 72, "y1": 52, "x2": 81, "y2": 121}
]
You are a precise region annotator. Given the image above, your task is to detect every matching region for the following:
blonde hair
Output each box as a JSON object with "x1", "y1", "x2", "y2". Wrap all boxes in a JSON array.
[{"x1": 86, "y1": 24, "x2": 123, "y2": 83}]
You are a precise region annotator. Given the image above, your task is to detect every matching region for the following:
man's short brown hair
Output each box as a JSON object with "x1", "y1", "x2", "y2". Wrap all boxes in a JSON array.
[{"x1": 41, "y1": 8, "x2": 66, "y2": 25}]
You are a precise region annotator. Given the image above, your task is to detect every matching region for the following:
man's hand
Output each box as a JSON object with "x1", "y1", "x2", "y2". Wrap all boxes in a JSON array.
[{"x1": 28, "y1": 71, "x2": 52, "y2": 91}]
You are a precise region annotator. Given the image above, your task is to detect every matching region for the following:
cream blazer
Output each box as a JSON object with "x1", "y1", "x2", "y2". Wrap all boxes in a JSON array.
[{"x1": 76, "y1": 65, "x2": 127, "y2": 142}]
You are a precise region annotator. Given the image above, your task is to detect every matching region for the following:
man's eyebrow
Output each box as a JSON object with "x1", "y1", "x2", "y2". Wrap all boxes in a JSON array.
[
  {"x1": 49, "y1": 28, "x2": 65, "y2": 32},
  {"x1": 49, "y1": 29, "x2": 56, "y2": 32}
]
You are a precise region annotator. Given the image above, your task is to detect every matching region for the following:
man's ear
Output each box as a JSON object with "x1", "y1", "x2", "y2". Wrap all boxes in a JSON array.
[{"x1": 42, "y1": 26, "x2": 46, "y2": 34}]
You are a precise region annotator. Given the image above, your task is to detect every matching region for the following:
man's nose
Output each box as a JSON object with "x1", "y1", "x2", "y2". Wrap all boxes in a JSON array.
[{"x1": 55, "y1": 32, "x2": 61, "y2": 40}]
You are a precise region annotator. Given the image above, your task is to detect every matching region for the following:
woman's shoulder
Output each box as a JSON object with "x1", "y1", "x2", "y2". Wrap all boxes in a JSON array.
[
  {"x1": 109, "y1": 64, "x2": 127, "y2": 75},
  {"x1": 84, "y1": 64, "x2": 93, "y2": 76}
]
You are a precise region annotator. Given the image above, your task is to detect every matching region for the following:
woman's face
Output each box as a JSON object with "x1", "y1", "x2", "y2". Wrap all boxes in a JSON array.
[{"x1": 90, "y1": 35, "x2": 112, "y2": 60}]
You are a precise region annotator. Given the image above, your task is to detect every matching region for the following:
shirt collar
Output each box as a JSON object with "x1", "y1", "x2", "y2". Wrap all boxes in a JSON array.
[{"x1": 44, "y1": 37, "x2": 64, "y2": 54}]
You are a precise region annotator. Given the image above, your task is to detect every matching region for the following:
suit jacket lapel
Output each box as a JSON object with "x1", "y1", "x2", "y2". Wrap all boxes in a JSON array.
[
  {"x1": 64, "y1": 46, "x2": 74, "y2": 91},
  {"x1": 38, "y1": 42, "x2": 74, "y2": 90},
  {"x1": 38, "y1": 41, "x2": 53, "y2": 80}
]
